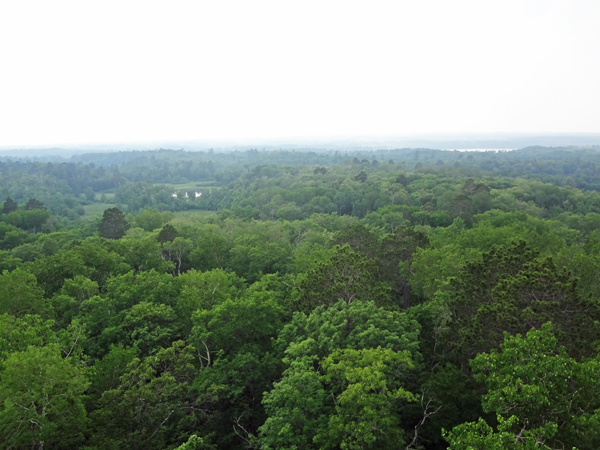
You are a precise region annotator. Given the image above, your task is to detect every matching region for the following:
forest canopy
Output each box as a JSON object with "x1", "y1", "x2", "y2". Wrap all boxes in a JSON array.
[{"x1": 1, "y1": 146, "x2": 600, "y2": 449}]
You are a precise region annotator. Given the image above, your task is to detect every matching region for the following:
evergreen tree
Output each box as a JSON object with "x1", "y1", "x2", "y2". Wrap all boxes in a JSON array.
[
  {"x1": 25, "y1": 198, "x2": 45, "y2": 210},
  {"x1": 157, "y1": 224, "x2": 179, "y2": 243},
  {"x1": 99, "y1": 207, "x2": 129, "y2": 240},
  {"x1": 2, "y1": 197, "x2": 17, "y2": 214}
]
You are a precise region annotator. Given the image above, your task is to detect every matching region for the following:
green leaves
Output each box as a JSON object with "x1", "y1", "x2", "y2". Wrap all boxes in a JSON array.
[
  {"x1": 192, "y1": 290, "x2": 285, "y2": 357},
  {"x1": 134, "y1": 208, "x2": 174, "y2": 232},
  {"x1": 99, "y1": 207, "x2": 129, "y2": 240},
  {"x1": 316, "y1": 347, "x2": 416, "y2": 450},
  {"x1": 260, "y1": 355, "x2": 328, "y2": 450},
  {"x1": 442, "y1": 241, "x2": 600, "y2": 362},
  {"x1": 0, "y1": 345, "x2": 90, "y2": 450},
  {"x1": 276, "y1": 300, "x2": 421, "y2": 361},
  {"x1": 260, "y1": 300, "x2": 421, "y2": 449},
  {"x1": 297, "y1": 245, "x2": 390, "y2": 312},
  {"x1": 445, "y1": 415, "x2": 556, "y2": 450},
  {"x1": 0, "y1": 313, "x2": 56, "y2": 359},
  {"x1": 446, "y1": 324, "x2": 600, "y2": 450},
  {"x1": 1, "y1": 197, "x2": 18, "y2": 214},
  {"x1": 89, "y1": 341, "x2": 198, "y2": 450},
  {"x1": 190, "y1": 290, "x2": 286, "y2": 448},
  {"x1": 0, "y1": 268, "x2": 49, "y2": 317}
]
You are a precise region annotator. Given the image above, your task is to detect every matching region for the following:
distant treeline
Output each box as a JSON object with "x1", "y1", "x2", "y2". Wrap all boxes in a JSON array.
[{"x1": 2, "y1": 146, "x2": 600, "y2": 218}]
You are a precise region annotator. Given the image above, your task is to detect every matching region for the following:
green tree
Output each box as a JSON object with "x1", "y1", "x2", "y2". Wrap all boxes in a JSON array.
[
  {"x1": 25, "y1": 197, "x2": 45, "y2": 210},
  {"x1": 174, "y1": 435, "x2": 214, "y2": 450},
  {"x1": 163, "y1": 236, "x2": 193, "y2": 276},
  {"x1": 296, "y1": 245, "x2": 390, "y2": 312},
  {"x1": 315, "y1": 347, "x2": 416, "y2": 450},
  {"x1": 89, "y1": 341, "x2": 200, "y2": 450},
  {"x1": 79, "y1": 270, "x2": 178, "y2": 358},
  {"x1": 20, "y1": 208, "x2": 51, "y2": 233},
  {"x1": 190, "y1": 290, "x2": 286, "y2": 448},
  {"x1": 354, "y1": 171, "x2": 368, "y2": 182},
  {"x1": 99, "y1": 301, "x2": 181, "y2": 357},
  {"x1": 260, "y1": 300, "x2": 421, "y2": 449},
  {"x1": 87, "y1": 344, "x2": 137, "y2": 408},
  {"x1": 51, "y1": 275, "x2": 99, "y2": 327},
  {"x1": 134, "y1": 208, "x2": 174, "y2": 232},
  {"x1": 99, "y1": 207, "x2": 130, "y2": 240},
  {"x1": 379, "y1": 226, "x2": 429, "y2": 309},
  {"x1": 157, "y1": 223, "x2": 179, "y2": 243},
  {"x1": 0, "y1": 222, "x2": 30, "y2": 250},
  {"x1": 2, "y1": 196, "x2": 18, "y2": 214},
  {"x1": 188, "y1": 225, "x2": 230, "y2": 272},
  {"x1": 27, "y1": 249, "x2": 90, "y2": 297},
  {"x1": 332, "y1": 223, "x2": 379, "y2": 260},
  {"x1": 0, "y1": 269, "x2": 49, "y2": 317},
  {"x1": 0, "y1": 314, "x2": 56, "y2": 358},
  {"x1": 445, "y1": 324, "x2": 600, "y2": 449},
  {"x1": 175, "y1": 268, "x2": 244, "y2": 334},
  {"x1": 0, "y1": 345, "x2": 90, "y2": 450},
  {"x1": 113, "y1": 233, "x2": 172, "y2": 273},
  {"x1": 84, "y1": 186, "x2": 96, "y2": 201},
  {"x1": 0, "y1": 250, "x2": 21, "y2": 272},
  {"x1": 441, "y1": 241, "x2": 600, "y2": 362}
]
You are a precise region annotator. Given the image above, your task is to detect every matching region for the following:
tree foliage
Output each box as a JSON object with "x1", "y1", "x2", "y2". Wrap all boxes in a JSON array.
[
  {"x1": 99, "y1": 207, "x2": 129, "y2": 240},
  {"x1": 446, "y1": 324, "x2": 600, "y2": 449},
  {"x1": 1, "y1": 147, "x2": 600, "y2": 449}
]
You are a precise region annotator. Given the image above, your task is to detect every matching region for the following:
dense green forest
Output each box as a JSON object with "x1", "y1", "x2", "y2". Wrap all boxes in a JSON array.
[{"x1": 2, "y1": 146, "x2": 600, "y2": 449}]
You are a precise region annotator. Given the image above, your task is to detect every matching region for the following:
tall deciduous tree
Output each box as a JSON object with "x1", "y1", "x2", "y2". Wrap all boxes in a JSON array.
[
  {"x1": 315, "y1": 347, "x2": 416, "y2": 450},
  {"x1": 445, "y1": 324, "x2": 600, "y2": 449},
  {"x1": 260, "y1": 300, "x2": 421, "y2": 449},
  {"x1": 0, "y1": 268, "x2": 49, "y2": 317},
  {"x1": 134, "y1": 208, "x2": 174, "y2": 232},
  {"x1": 296, "y1": 245, "x2": 390, "y2": 312},
  {"x1": 88, "y1": 341, "x2": 199, "y2": 450},
  {"x1": 0, "y1": 345, "x2": 90, "y2": 450},
  {"x1": 379, "y1": 226, "x2": 429, "y2": 309}
]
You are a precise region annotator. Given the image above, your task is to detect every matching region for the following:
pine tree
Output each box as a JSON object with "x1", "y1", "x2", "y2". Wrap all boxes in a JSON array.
[
  {"x1": 99, "y1": 207, "x2": 129, "y2": 240},
  {"x1": 157, "y1": 224, "x2": 179, "y2": 243},
  {"x1": 25, "y1": 198, "x2": 45, "y2": 210},
  {"x1": 2, "y1": 197, "x2": 18, "y2": 214}
]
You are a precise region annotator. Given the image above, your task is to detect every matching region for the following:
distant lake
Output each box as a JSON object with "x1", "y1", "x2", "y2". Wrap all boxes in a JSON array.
[{"x1": 441, "y1": 148, "x2": 516, "y2": 152}]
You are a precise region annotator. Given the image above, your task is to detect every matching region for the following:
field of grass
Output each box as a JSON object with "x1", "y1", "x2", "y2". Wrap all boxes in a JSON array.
[
  {"x1": 94, "y1": 192, "x2": 115, "y2": 201},
  {"x1": 82, "y1": 203, "x2": 116, "y2": 220},
  {"x1": 169, "y1": 210, "x2": 217, "y2": 226}
]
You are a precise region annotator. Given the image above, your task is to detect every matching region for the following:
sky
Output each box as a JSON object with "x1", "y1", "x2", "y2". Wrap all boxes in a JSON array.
[{"x1": 1, "y1": 0, "x2": 599, "y2": 147}]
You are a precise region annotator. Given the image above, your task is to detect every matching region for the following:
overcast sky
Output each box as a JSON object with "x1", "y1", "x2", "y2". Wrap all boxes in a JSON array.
[{"x1": 1, "y1": 0, "x2": 599, "y2": 147}]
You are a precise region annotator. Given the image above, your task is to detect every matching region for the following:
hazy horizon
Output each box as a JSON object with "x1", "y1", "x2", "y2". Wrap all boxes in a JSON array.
[
  {"x1": 2, "y1": 132, "x2": 600, "y2": 158},
  {"x1": 1, "y1": 1, "x2": 599, "y2": 148}
]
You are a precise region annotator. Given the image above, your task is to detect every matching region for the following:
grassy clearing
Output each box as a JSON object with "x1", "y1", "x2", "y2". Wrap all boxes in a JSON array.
[
  {"x1": 82, "y1": 203, "x2": 116, "y2": 220},
  {"x1": 94, "y1": 192, "x2": 115, "y2": 201},
  {"x1": 170, "y1": 210, "x2": 217, "y2": 226}
]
